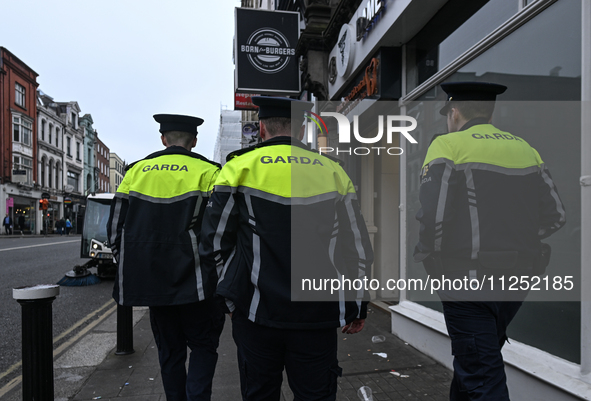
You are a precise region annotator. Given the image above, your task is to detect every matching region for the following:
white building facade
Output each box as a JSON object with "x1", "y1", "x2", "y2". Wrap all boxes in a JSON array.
[
  {"x1": 36, "y1": 90, "x2": 65, "y2": 232},
  {"x1": 109, "y1": 152, "x2": 125, "y2": 193}
]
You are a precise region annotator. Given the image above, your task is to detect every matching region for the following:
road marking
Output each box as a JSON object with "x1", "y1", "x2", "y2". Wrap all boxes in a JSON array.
[
  {"x1": 52, "y1": 299, "x2": 115, "y2": 344},
  {"x1": 0, "y1": 240, "x2": 79, "y2": 252},
  {"x1": 0, "y1": 299, "x2": 117, "y2": 398}
]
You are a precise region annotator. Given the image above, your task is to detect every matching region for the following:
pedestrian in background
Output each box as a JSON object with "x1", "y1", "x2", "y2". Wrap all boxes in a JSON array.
[
  {"x1": 57, "y1": 218, "x2": 65, "y2": 235},
  {"x1": 65, "y1": 218, "x2": 72, "y2": 235},
  {"x1": 415, "y1": 82, "x2": 565, "y2": 400},
  {"x1": 200, "y1": 97, "x2": 374, "y2": 401},
  {"x1": 3, "y1": 214, "x2": 12, "y2": 235},
  {"x1": 18, "y1": 214, "x2": 25, "y2": 234},
  {"x1": 107, "y1": 114, "x2": 224, "y2": 401}
]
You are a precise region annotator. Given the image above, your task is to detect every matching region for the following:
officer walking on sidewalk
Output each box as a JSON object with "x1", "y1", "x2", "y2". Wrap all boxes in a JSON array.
[
  {"x1": 199, "y1": 97, "x2": 374, "y2": 401},
  {"x1": 414, "y1": 82, "x2": 566, "y2": 400},
  {"x1": 107, "y1": 114, "x2": 225, "y2": 401}
]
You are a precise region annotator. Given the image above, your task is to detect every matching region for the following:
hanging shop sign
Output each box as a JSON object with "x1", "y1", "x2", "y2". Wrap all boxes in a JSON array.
[
  {"x1": 235, "y1": 8, "x2": 300, "y2": 95},
  {"x1": 336, "y1": 24, "x2": 356, "y2": 77}
]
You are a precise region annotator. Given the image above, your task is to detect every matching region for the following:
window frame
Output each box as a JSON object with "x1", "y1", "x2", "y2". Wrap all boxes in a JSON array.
[{"x1": 15, "y1": 82, "x2": 25, "y2": 107}]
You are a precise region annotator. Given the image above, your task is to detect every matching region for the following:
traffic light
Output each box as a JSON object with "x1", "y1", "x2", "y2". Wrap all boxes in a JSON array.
[{"x1": 39, "y1": 199, "x2": 49, "y2": 210}]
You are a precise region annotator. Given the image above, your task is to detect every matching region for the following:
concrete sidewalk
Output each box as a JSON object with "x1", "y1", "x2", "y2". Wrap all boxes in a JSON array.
[{"x1": 5, "y1": 304, "x2": 452, "y2": 401}]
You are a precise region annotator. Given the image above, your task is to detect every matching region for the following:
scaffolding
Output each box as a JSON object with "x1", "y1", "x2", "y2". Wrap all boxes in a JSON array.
[{"x1": 213, "y1": 107, "x2": 242, "y2": 165}]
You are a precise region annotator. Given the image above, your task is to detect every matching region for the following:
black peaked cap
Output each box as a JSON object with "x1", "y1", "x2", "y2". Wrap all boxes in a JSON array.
[
  {"x1": 153, "y1": 114, "x2": 204, "y2": 135},
  {"x1": 439, "y1": 82, "x2": 507, "y2": 115},
  {"x1": 251, "y1": 96, "x2": 314, "y2": 120}
]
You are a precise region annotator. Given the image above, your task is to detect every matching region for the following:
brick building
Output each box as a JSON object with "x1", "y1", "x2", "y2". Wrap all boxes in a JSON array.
[
  {"x1": 1, "y1": 47, "x2": 39, "y2": 233},
  {"x1": 95, "y1": 135, "x2": 109, "y2": 193}
]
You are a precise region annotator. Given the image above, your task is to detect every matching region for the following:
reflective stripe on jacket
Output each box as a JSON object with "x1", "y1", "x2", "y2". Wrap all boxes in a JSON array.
[
  {"x1": 107, "y1": 146, "x2": 220, "y2": 306},
  {"x1": 199, "y1": 136, "x2": 374, "y2": 330},
  {"x1": 415, "y1": 120, "x2": 565, "y2": 261}
]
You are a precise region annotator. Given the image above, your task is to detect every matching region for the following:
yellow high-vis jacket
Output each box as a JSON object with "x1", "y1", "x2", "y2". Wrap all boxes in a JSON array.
[
  {"x1": 199, "y1": 136, "x2": 374, "y2": 329},
  {"x1": 107, "y1": 146, "x2": 220, "y2": 306},
  {"x1": 415, "y1": 119, "x2": 565, "y2": 262}
]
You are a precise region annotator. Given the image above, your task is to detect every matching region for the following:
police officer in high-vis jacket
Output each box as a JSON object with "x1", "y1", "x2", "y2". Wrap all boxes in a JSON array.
[
  {"x1": 199, "y1": 97, "x2": 374, "y2": 401},
  {"x1": 107, "y1": 114, "x2": 224, "y2": 401},
  {"x1": 415, "y1": 82, "x2": 565, "y2": 401}
]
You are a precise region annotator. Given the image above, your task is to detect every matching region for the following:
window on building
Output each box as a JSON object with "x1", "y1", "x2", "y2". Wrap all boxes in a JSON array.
[
  {"x1": 67, "y1": 171, "x2": 79, "y2": 192},
  {"x1": 48, "y1": 162, "x2": 53, "y2": 188},
  {"x1": 13, "y1": 155, "x2": 33, "y2": 185},
  {"x1": 15, "y1": 83, "x2": 25, "y2": 107},
  {"x1": 76, "y1": 142, "x2": 81, "y2": 161},
  {"x1": 41, "y1": 160, "x2": 46, "y2": 187},
  {"x1": 55, "y1": 128, "x2": 59, "y2": 147},
  {"x1": 41, "y1": 120, "x2": 46, "y2": 141},
  {"x1": 13, "y1": 116, "x2": 32, "y2": 146},
  {"x1": 49, "y1": 124, "x2": 53, "y2": 144},
  {"x1": 71, "y1": 113, "x2": 76, "y2": 128},
  {"x1": 55, "y1": 165, "x2": 60, "y2": 190},
  {"x1": 67, "y1": 137, "x2": 71, "y2": 156},
  {"x1": 86, "y1": 173, "x2": 92, "y2": 192}
]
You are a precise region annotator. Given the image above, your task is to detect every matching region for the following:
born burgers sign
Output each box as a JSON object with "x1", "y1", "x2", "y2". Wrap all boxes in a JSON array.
[{"x1": 234, "y1": 8, "x2": 300, "y2": 95}]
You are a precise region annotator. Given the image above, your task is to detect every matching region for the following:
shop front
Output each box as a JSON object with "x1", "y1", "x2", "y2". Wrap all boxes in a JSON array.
[
  {"x1": 9, "y1": 194, "x2": 35, "y2": 234},
  {"x1": 325, "y1": 0, "x2": 590, "y2": 399}
]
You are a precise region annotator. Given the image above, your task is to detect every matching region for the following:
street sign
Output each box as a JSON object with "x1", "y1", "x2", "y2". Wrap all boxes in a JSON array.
[{"x1": 41, "y1": 192, "x2": 50, "y2": 200}]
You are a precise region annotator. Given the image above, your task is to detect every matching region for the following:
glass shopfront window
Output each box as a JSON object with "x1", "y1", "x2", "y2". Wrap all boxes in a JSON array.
[
  {"x1": 405, "y1": 0, "x2": 518, "y2": 93},
  {"x1": 405, "y1": 0, "x2": 581, "y2": 363}
]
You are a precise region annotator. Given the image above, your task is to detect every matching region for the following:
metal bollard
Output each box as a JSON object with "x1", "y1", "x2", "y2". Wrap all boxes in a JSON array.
[
  {"x1": 13, "y1": 284, "x2": 60, "y2": 401},
  {"x1": 115, "y1": 304, "x2": 135, "y2": 355}
]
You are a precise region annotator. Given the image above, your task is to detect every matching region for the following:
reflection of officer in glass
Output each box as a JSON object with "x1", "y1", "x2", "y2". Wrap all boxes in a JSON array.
[
  {"x1": 107, "y1": 114, "x2": 224, "y2": 401},
  {"x1": 414, "y1": 82, "x2": 566, "y2": 400},
  {"x1": 200, "y1": 97, "x2": 373, "y2": 401}
]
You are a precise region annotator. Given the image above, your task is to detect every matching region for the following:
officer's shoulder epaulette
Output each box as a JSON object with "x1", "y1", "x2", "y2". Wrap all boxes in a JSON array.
[
  {"x1": 429, "y1": 133, "x2": 449, "y2": 145},
  {"x1": 125, "y1": 160, "x2": 139, "y2": 171},
  {"x1": 191, "y1": 153, "x2": 221, "y2": 169},
  {"x1": 226, "y1": 143, "x2": 259, "y2": 162}
]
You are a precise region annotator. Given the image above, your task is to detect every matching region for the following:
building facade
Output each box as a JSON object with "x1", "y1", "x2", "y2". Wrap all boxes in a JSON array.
[
  {"x1": 81, "y1": 113, "x2": 96, "y2": 195},
  {"x1": 272, "y1": 0, "x2": 590, "y2": 399},
  {"x1": 57, "y1": 101, "x2": 84, "y2": 231},
  {"x1": 109, "y1": 152, "x2": 125, "y2": 193},
  {"x1": 37, "y1": 90, "x2": 66, "y2": 231},
  {"x1": 95, "y1": 135, "x2": 109, "y2": 193},
  {"x1": 1, "y1": 47, "x2": 40, "y2": 234}
]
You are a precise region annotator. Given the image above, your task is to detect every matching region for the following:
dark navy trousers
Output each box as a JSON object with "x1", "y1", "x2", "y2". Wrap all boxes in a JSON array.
[
  {"x1": 231, "y1": 311, "x2": 342, "y2": 401},
  {"x1": 441, "y1": 300, "x2": 523, "y2": 401},
  {"x1": 149, "y1": 300, "x2": 225, "y2": 401}
]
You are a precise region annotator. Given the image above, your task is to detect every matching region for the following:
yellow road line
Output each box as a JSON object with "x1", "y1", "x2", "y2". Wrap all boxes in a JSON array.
[{"x1": 52, "y1": 299, "x2": 114, "y2": 344}]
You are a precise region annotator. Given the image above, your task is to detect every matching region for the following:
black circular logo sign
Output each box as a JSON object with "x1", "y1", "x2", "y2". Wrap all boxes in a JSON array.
[{"x1": 244, "y1": 28, "x2": 294, "y2": 74}]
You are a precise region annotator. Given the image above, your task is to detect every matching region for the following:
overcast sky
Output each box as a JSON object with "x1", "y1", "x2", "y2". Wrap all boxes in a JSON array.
[{"x1": 1, "y1": 0, "x2": 241, "y2": 163}]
